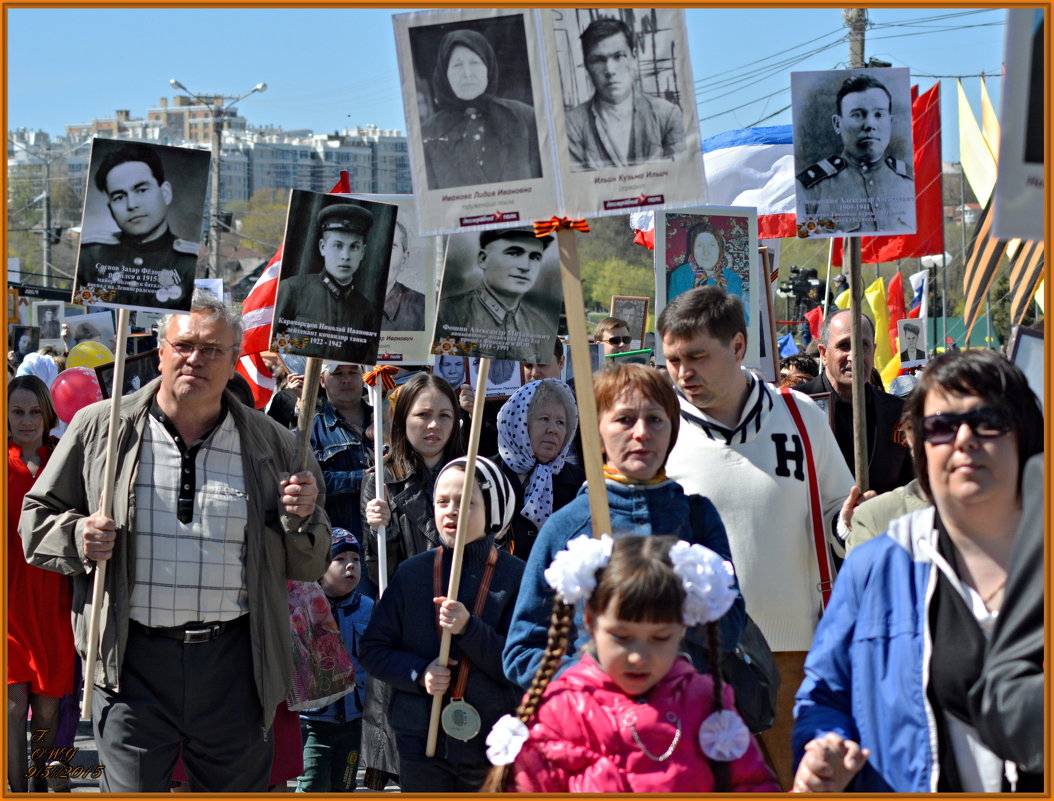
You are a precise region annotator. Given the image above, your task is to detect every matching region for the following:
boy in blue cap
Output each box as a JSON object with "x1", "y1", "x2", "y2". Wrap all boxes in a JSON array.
[{"x1": 298, "y1": 529, "x2": 374, "y2": 792}]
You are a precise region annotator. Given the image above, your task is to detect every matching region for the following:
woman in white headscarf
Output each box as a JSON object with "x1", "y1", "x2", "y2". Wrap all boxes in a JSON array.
[{"x1": 491, "y1": 379, "x2": 583, "y2": 562}]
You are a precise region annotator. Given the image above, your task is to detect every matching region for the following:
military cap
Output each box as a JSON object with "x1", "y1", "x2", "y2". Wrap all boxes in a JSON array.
[
  {"x1": 478, "y1": 227, "x2": 553, "y2": 250},
  {"x1": 318, "y1": 204, "x2": 373, "y2": 236}
]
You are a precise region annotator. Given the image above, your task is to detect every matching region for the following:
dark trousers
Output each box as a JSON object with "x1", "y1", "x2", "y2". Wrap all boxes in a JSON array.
[
  {"x1": 92, "y1": 618, "x2": 272, "y2": 792},
  {"x1": 297, "y1": 718, "x2": 362, "y2": 792},
  {"x1": 397, "y1": 751, "x2": 489, "y2": 793}
]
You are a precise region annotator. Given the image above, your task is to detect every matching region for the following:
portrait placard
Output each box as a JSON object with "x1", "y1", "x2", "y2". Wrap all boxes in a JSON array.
[
  {"x1": 992, "y1": 10, "x2": 1045, "y2": 241},
  {"x1": 562, "y1": 341, "x2": 600, "y2": 385},
  {"x1": 96, "y1": 349, "x2": 161, "y2": 399},
  {"x1": 791, "y1": 68, "x2": 915, "y2": 238},
  {"x1": 653, "y1": 206, "x2": 759, "y2": 370},
  {"x1": 433, "y1": 227, "x2": 562, "y2": 362},
  {"x1": 755, "y1": 247, "x2": 779, "y2": 384},
  {"x1": 270, "y1": 191, "x2": 396, "y2": 364},
  {"x1": 9, "y1": 324, "x2": 39, "y2": 368},
  {"x1": 468, "y1": 356, "x2": 522, "y2": 400},
  {"x1": 541, "y1": 8, "x2": 706, "y2": 218},
  {"x1": 346, "y1": 195, "x2": 437, "y2": 364},
  {"x1": 73, "y1": 138, "x2": 208, "y2": 313},
  {"x1": 32, "y1": 300, "x2": 64, "y2": 349},
  {"x1": 394, "y1": 9, "x2": 556, "y2": 235},
  {"x1": 1008, "y1": 325, "x2": 1044, "y2": 410},
  {"x1": 896, "y1": 318, "x2": 927, "y2": 368},
  {"x1": 808, "y1": 391, "x2": 836, "y2": 432},
  {"x1": 604, "y1": 348, "x2": 652, "y2": 366},
  {"x1": 609, "y1": 295, "x2": 648, "y2": 350},
  {"x1": 67, "y1": 311, "x2": 116, "y2": 350},
  {"x1": 434, "y1": 354, "x2": 468, "y2": 389}
]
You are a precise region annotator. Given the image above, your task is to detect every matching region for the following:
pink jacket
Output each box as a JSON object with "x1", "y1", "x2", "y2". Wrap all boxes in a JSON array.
[{"x1": 509, "y1": 654, "x2": 779, "y2": 793}]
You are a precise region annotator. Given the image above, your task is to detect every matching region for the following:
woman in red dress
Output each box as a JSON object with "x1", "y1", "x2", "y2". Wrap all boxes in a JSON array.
[{"x1": 7, "y1": 375, "x2": 75, "y2": 792}]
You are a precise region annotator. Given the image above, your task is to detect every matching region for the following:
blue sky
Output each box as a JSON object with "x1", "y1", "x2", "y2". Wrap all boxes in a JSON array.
[{"x1": 7, "y1": 7, "x2": 1007, "y2": 161}]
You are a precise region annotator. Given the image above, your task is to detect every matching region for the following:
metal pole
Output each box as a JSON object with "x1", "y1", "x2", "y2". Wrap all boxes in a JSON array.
[
  {"x1": 957, "y1": 163, "x2": 967, "y2": 349},
  {"x1": 42, "y1": 156, "x2": 52, "y2": 287},
  {"x1": 209, "y1": 104, "x2": 223, "y2": 281}
]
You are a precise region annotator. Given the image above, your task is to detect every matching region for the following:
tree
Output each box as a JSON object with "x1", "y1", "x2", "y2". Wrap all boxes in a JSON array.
[{"x1": 229, "y1": 188, "x2": 288, "y2": 253}]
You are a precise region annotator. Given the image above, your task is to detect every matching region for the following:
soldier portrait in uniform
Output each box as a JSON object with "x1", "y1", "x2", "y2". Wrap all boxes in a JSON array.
[
  {"x1": 792, "y1": 68, "x2": 916, "y2": 237},
  {"x1": 271, "y1": 191, "x2": 396, "y2": 364},
  {"x1": 75, "y1": 139, "x2": 208, "y2": 312},
  {"x1": 382, "y1": 220, "x2": 426, "y2": 332},
  {"x1": 33, "y1": 302, "x2": 62, "y2": 340},
  {"x1": 434, "y1": 227, "x2": 562, "y2": 363},
  {"x1": 561, "y1": 14, "x2": 686, "y2": 173}
]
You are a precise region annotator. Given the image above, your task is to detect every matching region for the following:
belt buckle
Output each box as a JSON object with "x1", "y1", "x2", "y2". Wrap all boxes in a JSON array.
[{"x1": 183, "y1": 624, "x2": 219, "y2": 644}]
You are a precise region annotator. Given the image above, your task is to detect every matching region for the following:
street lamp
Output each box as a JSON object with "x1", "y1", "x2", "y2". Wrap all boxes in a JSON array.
[{"x1": 168, "y1": 78, "x2": 267, "y2": 279}]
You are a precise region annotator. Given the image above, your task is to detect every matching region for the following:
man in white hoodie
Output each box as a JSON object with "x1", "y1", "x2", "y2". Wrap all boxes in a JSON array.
[{"x1": 658, "y1": 285, "x2": 864, "y2": 789}]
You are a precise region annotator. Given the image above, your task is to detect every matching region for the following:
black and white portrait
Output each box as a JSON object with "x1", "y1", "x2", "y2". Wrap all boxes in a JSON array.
[
  {"x1": 468, "y1": 356, "x2": 522, "y2": 399},
  {"x1": 74, "y1": 138, "x2": 208, "y2": 312},
  {"x1": 96, "y1": 349, "x2": 162, "y2": 399},
  {"x1": 68, "y1": 311, "x2": 116, "y2": 349},
  {"x1": 433, "y1": 227, "x2": 562, "y2": 362},
  {"x1": 554, "y1": 10, "x2": 687, "y2": 173},
  {"x1": 9, "y1": 325, "x2": 39, "y2": 368},
  {"x1": 610, "y1": 296, "x2": 648, "y2": 349},
  {"x1": 407, "y1": 14, "x2": 542, "y2": 190},
  {"x1": 897, "y1": 319, "x2": 927, "y2": 368},
  {"x1": 271, "y1": 190, "x2": 396, "y2": 364},
  {"x1": 433, "y1": 354, "x2": 467, "y2": 389},
  {"x1": 32, "y1": 302, "x2": 63, "y2": 342},
  {"x1": 792, "y1": 68, "x2": 915, "y2": 238}
]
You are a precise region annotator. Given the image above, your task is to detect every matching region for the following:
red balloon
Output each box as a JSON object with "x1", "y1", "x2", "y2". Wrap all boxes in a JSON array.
[{"x1": 51, "y1": 367, "x2": 104, "y2": 423}]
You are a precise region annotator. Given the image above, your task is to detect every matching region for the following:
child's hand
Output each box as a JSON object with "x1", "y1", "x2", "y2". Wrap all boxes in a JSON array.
[
  {"x1": 365, "y1": 497, "x2": 391, "y2": 530},
  {"x1": 419, "y1": 656, "x2": 458, "y2": 696},
  {"x1": 791, "y1": 732, "x2": 869, "y2": 793},
  {"x1": 434, "y1": 597, "x2": 470, "y2": 635}
]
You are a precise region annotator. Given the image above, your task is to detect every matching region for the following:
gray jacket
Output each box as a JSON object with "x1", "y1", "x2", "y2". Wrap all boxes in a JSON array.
[{"x1": 20, "y1": 377, "x2": 330, "y2": 729}]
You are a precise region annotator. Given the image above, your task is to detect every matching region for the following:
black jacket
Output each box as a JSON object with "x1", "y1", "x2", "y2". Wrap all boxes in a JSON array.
[
  {"x1": 361, "y1": 465, "x2": 441, "y2": 587},
  {"x1": 491, "y1": 454, "x2": 584, "y2": 563},
  {"x1": 797, "y1": 372, "x2": 913, "y2": 495}
]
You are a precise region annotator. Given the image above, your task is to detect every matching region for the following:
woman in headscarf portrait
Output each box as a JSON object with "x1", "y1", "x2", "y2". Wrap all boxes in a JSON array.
[
  {"x1": 666, "y1": 218, "x2": 750, "y2": 325},
  {"x1": 420, "y1": 26, "x2": 543, "y2": 190}
]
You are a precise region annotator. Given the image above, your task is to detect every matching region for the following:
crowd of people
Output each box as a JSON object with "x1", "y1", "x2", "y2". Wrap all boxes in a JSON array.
[{"x1": 8, "y1": 285, "x2": 1043, "y2": 793}]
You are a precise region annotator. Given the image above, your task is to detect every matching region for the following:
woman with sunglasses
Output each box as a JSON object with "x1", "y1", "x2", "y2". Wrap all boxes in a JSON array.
[{"x1": 792, "y1": 349, "x2": 1043, "y2": 793}]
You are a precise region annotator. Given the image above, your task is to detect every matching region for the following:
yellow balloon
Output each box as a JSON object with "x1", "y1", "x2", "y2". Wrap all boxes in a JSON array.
[{"x1": 67, "y1": 340, "x2": 115, "y2": 369}]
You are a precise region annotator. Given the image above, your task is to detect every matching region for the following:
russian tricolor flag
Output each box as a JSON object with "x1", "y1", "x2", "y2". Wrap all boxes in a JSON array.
[
  {"x1": 908, "y1": 269, "x2": 929, "y2": 319},
  {"x1": 702, "y1": 125, "x2": 797, "y2": 240}
]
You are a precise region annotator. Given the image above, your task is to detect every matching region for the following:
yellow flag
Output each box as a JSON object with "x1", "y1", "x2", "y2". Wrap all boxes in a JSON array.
[
  {"x1": 864, "y1": 276, "x2": 892, "y2": 369},
  {"x1": 980, "y1": 76, "x2": 1001, "y2": 156},
  {"x1": 835, "y1": 288, "x2": 852, "y2": 309},
  {"x1": 958, "y1": 80, "x2": 997, "y2": 207},
  {"x1": 880, "y1": 351, "x2": 902, "y2": 389},
  {"x1": 1036, "y1": 279, "x2": 1045, "y2": 314}
]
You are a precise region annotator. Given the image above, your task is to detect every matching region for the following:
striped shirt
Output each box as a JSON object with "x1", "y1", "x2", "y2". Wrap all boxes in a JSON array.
[{"x1": 129, "y1": 405, "x2": 249, "y2": 627}]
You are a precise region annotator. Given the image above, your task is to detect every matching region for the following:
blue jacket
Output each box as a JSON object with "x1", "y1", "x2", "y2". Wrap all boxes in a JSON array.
[
  {"x1": 310, "y1": 400, "x2": 373, "y2": 537},
  {"x1": 502, "y1": 478, "x2": 746, "y2": 690},
  {"x1": 794, "y1": 507, "x2": 954, "y2": 792},
  {"x1": 300, "y1": 588, "x2": 373, "y2": 724},
  {"x1": 358, "y1": 535, "x2": 524, "y2": 765}
]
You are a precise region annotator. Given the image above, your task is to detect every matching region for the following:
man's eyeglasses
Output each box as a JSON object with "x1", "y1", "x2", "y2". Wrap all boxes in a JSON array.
[
  {"x1": 921, "y1": 408, "x2": 1012, "y2": 445},
  {"x1": 602, "y1": 336, "x2": 633, "y2": 346},
  {"x1": 164, "y1": 340, "x2": 234, "y2": 361}
]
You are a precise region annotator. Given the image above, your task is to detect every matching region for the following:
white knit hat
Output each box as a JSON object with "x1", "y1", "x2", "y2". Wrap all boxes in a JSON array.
[{"x1": 436, "y1": 456, "x2": 515, "y2": 537}]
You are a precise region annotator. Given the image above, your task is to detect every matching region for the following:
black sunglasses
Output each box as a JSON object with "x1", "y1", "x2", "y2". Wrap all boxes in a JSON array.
[
  {"x1": 603, "y1": 336, "x2": 633, "y2": 346},
  {"x1": 921, "y1": 408, "x2": 1012, "y2": 445}
]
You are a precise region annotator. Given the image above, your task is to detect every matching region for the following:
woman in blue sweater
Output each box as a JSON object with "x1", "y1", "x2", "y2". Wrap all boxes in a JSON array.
[{"x1": 502, "y1": 363, "x2": 745, "y2": 690}]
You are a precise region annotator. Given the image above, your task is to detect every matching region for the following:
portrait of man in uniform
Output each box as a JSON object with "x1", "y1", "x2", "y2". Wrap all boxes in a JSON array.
[
  {"x1": 435, "y1": 227, "x2": 559, "y2": 362},
  {"x1": 793, "y1": 69, "x2": 915, "y2": 236},
  {"x1": 565, "y1": 16, "x2": 686, "y2": 172},
  {"x1": 274, "y1": 204, "x2": 380, "y2": 337},
  {"x1": 271, "y1": 193, "x2": 395, "y2": 364},
  {"x1": 898, "y1": 320, "x2": 927, "y2": 367},
  {"x1": 76, "y1": 140, "x2": 208, "y2": 311}
]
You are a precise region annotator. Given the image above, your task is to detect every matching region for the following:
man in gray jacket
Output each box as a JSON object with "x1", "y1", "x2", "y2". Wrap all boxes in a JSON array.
[{"x1": 21, "y1": 289, "x2": 330, "y2": 792}]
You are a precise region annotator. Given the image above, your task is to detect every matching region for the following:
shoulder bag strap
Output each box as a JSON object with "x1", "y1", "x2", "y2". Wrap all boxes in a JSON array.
[{"x1": 779, "y1": 387, "x2": 835, "y2": 611}]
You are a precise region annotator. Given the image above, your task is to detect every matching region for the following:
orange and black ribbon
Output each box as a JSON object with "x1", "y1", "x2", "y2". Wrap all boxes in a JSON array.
[
  {"x1": 363, "y1": 364, "x2": 399, "y2": 392},
  {"x1": 533, "y1": 216, "x2": 590, "y2": 238}
]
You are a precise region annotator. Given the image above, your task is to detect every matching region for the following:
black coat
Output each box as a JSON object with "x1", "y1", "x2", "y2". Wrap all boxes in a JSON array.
[
  {"x1": 797, "y1": 373, "x2": 913, "y2": 495},
  {"x1": 359, "y1": 535, "x2": 525, "y2": 765},
  {"x1": 491, "y1": 454, "x2": 585, "y2": 563}
]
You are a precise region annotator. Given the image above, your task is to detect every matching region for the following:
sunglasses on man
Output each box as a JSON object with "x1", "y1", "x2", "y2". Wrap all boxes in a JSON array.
[
  {"x1": 601, "y1": 336, "x2": 633, "y2": 346},
  {"x1": 921, "y1": 408, "x2": 1012, "y2": 445}
]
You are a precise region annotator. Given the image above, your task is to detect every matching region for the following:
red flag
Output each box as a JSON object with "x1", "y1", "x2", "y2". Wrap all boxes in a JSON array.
[
  {"x1": 833, "y1": 84, "x2": 944, "y2": 265},
  {"x1": 886, "y1": 271, "x2": 906, "y2": 354},
  {"x1": 235, "y1": 171, "x2": 352, "y2": 407},
  {"x1": 804, "y1": 305, "x2": 824, "y2": 340}
]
